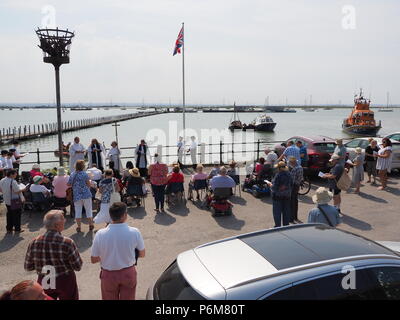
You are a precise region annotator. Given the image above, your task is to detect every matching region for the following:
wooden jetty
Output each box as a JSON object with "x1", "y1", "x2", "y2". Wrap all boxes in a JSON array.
[{"x1": 0, "y1": 111, "x2": 166, "y2": 145}]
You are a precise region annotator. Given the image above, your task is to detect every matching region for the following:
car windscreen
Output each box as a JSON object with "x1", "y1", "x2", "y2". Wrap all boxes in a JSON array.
[
  {"x1": 313, "y1": 143, "x2": 336, "y2": 153},
  {"x1": 153, "y1": 260, "x2": 206, "y2": 300}
]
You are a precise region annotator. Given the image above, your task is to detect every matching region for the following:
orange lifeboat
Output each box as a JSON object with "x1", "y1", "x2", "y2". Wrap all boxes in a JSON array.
[{"x1": 342, "y1": 89, "x2": 381, "y2": 136}]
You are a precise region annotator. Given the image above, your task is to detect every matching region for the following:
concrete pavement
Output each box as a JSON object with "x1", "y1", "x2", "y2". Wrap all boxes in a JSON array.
[{"x1": 0, "y1": 172, "x2": 399, "y2": 299}]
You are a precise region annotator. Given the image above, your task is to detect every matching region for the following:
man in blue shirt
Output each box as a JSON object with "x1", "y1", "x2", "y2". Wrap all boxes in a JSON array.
[
  {"x1": 278, "y1": 140, "x2": 301, "y2": 165},
  {"x1": 210, "y1": 167, "x2": 236, "y2": 191},
  {"x1": 308, "y1": 187, "x2": 341, "y2": 227},
  {"x1": 296, "y1": 140, "x2": 308, "y2": 167}
]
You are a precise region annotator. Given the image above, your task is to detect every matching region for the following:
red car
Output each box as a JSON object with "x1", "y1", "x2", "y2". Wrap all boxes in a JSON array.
[{"x1": 285, "y1": 136, "x2": 337, "y2": 176}]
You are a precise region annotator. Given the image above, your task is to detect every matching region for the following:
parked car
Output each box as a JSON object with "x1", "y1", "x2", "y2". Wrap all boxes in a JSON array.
[
  {"x1": 146, "y1": 224, "x2": 400, "y2": 300},
  {"x1": 285, "y1": 136, "x2": 336, "y2": 175},
  {"x1": 385, "y1": 132, "x2": 400, "y2": 142},
  {"x1": 344, "y1": 137, "x2": 400, "y2": 171}
]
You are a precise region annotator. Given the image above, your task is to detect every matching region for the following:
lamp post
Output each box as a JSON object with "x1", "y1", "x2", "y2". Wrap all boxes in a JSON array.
[{"x1": 36, "y1": 27, "x2": 75, "y2": 166}]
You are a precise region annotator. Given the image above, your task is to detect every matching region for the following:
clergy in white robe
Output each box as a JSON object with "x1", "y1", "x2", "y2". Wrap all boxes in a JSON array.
[
  {"x1": 87, "y1": 139, "x2": 106, "y2": 171},
  {"x1": 69, "y1": 137, "x2": 86, "y2": 173},
  {"x1": 107, "y1": 141, "x2": 123, "y2": 172}
]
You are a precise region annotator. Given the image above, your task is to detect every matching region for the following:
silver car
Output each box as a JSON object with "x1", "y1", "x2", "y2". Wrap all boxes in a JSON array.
[
  {"x1": 147, "y1": 224, "x2": 400, "y2": 300},
  {"x1": 344, "y1": 137, "x2": 400, "y2": 171}
]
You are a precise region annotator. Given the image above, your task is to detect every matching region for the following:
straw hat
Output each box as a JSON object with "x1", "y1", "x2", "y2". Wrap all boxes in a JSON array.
[
  {"x1": 129, "y1": 168, "x2": 140, "y2": 177},
  {"x1": 32, "y1": 164, "x2": 40, "y2": 170},
  {"x1": 274, "y1": 161, "x2": 288, "y2": 170},
  {"x1": 33, "y1": 175, "x2": 43, "y2": 184},
  {"x1": 312, "y1": 187, "x2": 333, "y2": 205},
  {"x1": 57, "y1": 167, "x2": 66, "y2": 176},
  {"x1": 335, "y1": 138, "x2": 343, "y2": 144},
  {"x1": 355, "y1": 147, "x2": 362, "y2": 154},
  {"x1": 329, "y1": 154, "x2": 340, "y2": 162}
]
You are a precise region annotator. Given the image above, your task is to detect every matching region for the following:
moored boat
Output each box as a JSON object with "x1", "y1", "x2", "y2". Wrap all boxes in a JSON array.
[
  {"x1": 252, "y1": 114, "x2": 277, "y2": 132},
  {"x1": 342, "y1": 89, "x2": 381, "y2": 136}
]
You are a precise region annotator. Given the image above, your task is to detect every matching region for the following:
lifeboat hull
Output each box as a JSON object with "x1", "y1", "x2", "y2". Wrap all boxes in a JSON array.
[
  {"x1": 342, "y1": 124, "x2": 381, "y2": 136},
  {"x1": 255, "y1": 122, "x2": 277, "y2": 132}
]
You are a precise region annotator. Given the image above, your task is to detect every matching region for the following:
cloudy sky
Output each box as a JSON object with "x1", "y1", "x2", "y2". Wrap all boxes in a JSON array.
[{"x1": 0, "y1": 0, "x2": 398, "y2": 105}]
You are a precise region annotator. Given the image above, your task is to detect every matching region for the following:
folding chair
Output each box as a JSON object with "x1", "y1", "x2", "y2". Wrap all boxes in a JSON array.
[
  {"x1": 232, "y1": 175, "x2": 242, "y2": 197},
  {"x1": 166, "y1": 182, "x2": 186, "y2": 206},
  {"x1": 124, "y1": 184, "x2": 146, "y2": 208}
]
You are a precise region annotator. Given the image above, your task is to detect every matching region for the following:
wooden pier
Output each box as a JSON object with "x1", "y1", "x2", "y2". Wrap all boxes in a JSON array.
[{"x1": 0, "y1": 110, "x2": 166, "y2": 145}]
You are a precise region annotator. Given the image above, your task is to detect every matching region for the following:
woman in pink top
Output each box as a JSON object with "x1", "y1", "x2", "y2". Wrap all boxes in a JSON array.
[
  {"x1": 188, "y1": 164, "x2": 208, "y2": 200},
  {"x1": 52, "y1": 167, "x2": 70, "y2": 199},
  {"x1": 148, "y1": 154, "x2": 168, "y2": 213}
]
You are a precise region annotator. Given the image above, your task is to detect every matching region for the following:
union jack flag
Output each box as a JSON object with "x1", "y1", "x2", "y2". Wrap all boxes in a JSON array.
[{"x1": 173, "y1": 26, "x2": 184, "y2": 56}]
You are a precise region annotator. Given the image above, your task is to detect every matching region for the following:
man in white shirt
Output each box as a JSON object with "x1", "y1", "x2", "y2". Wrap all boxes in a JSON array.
[
  {"x1": 86, "y1": 164, "x2": 103, "y2": 185},
  {"x1": 91, "y1": 202, "x2": 145, "y2": 300},
  {"x1": 265, "y1": 147, "x2": 278, "y2": 167},
  {"x1": 0, "y1": 169, "x2": 26, "y2": 233}
]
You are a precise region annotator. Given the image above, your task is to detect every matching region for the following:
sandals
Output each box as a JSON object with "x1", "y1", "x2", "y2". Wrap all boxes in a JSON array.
[{"x1": 89, "y1": 225, "x2": 95, "y2": 231}]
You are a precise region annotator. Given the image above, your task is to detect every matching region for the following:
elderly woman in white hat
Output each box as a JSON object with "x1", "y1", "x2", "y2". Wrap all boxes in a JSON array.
[
  {"x1": 307, "y1": 187, "x2": 341, "y2": 227},
  {"x1": 349, "y1": 147, "x2": 365, "y2": 193}
]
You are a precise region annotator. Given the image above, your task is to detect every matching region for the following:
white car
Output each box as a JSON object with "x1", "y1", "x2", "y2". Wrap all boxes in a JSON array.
[
  {"x1": 344, "y1": 137, "x2": 400, "y2": 171},
  {"x1": 385, "y1": 132, "x2": 400, "y2": 143}
]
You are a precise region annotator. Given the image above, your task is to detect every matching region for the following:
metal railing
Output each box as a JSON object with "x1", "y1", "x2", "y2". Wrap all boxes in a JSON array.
[{"x1": 18, "y1": 139, "x2": 284, "y2": 169}]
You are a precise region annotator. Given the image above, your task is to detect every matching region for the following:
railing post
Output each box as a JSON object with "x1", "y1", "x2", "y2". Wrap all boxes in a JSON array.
[
  {"x1": 219, "y1": 140, "x2": 223, "y2": 164},
  {"x1": 231, "y1": 140, "x2": 234, "y2": 161},
  {"x1": 36, "y1": 148, "x2": 40, "y2": 165}
]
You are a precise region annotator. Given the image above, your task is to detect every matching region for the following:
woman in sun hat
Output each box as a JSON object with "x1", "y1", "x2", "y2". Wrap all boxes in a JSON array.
[
  {"x1": 125, "y1": 167, "x2": 145, "y2": 207},
  {"x1": 350, "y1": 147, "x2": 365, "y2": 193},
  {"x1": 307, "y1": 187, "x2": 341, "y2": 227}
]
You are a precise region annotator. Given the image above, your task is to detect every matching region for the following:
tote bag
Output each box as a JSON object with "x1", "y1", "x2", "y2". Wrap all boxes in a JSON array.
[
  {"x1": 336, "y1": 170, "x2": 351, "y2": 191},
  {"x1": 109, "y1": 178, "x2": 121, "y2": 204}
]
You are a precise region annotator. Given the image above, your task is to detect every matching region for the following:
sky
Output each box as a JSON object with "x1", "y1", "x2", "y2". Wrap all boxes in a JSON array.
[{"x1": 0, "y1": 0, "x2": 399, "y2": 106}]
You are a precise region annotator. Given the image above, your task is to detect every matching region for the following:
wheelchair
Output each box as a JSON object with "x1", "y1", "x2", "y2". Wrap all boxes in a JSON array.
[
  {"x1": 31, "y1": 192, "x2": 53, "y2": 213},
  {"x1": 122, "y1": 184, "x2": 146, "y2": 208},
  {"x1": 188, "y1": 179, "x2": 208, "y2": 202},
  {"x1": 206, "y1": 187, "x2": 233, "y2": 216},
  {"x1": 165, "y1": 182, "x2": 186, "y2": 206}
]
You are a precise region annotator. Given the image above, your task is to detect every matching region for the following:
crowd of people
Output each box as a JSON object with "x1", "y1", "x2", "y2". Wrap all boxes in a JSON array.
[{"x1": 0, "y1": 135, "x2": 396, "y2": 300}]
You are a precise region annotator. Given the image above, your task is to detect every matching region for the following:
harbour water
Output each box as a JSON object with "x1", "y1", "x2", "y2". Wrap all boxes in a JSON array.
[{"x1": 2, "y1": 108, "x2": 399, "y2": 170}]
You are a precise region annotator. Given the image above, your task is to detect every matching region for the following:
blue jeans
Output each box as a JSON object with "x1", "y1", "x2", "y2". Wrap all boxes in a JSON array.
[
  {"x1": 272, "y1": 198, "x2": 291, "y2": 227},
  {"x1": 152, "y1": 184, "x2": 166, "y2": 210}
]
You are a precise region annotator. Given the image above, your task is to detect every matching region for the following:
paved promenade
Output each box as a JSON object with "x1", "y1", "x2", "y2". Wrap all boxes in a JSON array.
[{"x1": 0, "y1": 172, "x2": 399, "y2": 299}]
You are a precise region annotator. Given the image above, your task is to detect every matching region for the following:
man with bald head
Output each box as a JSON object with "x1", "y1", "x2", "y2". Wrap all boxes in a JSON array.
[{"x1": 24, "y1": 210, "x2": 82, "y2": 300}]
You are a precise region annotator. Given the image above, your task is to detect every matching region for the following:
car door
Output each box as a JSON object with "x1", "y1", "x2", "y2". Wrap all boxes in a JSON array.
[
  {"x1": 363, "y1": 265, "x2": 400, "y2": 299},
  {"x1": 264, "y1": 269, "x2": 377, "y2": 300}
]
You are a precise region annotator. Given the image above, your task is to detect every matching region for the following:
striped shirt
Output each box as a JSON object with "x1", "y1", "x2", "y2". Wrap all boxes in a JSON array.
[
  {"x1": 282, "y1": 146, "x2": 301, "y2": 165},
  {"x1": 24, "y1": 231, "x2": 82, "y2": 277},
  {"x1": 290, "y1": 165, "x2": 304, "y2": 186},
  {"x1": 376, "y1": 146, "x2": 393, "y2": 171}
]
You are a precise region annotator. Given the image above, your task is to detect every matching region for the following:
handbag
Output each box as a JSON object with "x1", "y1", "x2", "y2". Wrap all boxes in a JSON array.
[
  {"x1": 66, "y1": 173, "x2": 77, "y2": 202},
  {"x1": 10, "y1": 181, "x2": 22, "y2": 210},
  {"x1": 336, "y1": 170, "x2": 351, "y2": 191}
]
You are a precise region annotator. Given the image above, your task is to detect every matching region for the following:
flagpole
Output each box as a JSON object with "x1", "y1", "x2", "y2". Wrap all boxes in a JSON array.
[{"x1": 182, "y1": 22, "x2": 186, "y2": 152}]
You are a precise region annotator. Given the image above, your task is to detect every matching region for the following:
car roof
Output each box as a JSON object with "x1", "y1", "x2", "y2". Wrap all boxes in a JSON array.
[
  {"x1": 345, "y1": 137, "x2": 400, "y2": 145},
  {"x1": 288, "y1": 136, "x2": 335, "y2": 143},
  {"x1": 187, "y1": 224, "x2": 400, "y2": 291}
]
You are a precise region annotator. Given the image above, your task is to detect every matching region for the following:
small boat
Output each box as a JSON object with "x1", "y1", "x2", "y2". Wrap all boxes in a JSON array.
[
  {"x1": 378, "y1": 92, "x2": 393, "y2": 112},
  {"x1": 251, "y1": 114, "x2": 277, "y2": 132},
  {"x1": 228, "y1": 104, "x2": 243, "y2": 130},
  {"x1": 342, "y1": 89, "x2": 381, "y2": 136},
  {"x1": 54, "y1": 150, "x2": 70, "y2": 158},
  {"x1": 242, "y1": 123, "x2": 256, "y2": 131},
  {"x1": 303, "y1": 108, "x2": 315, "y2": 112}
]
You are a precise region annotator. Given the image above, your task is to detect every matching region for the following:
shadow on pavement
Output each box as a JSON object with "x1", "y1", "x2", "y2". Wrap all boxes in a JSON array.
[
  {"x1": 358, "y1": 192, "x2": 388, "y2": 203},
  {"x1": 213, "y1": 214, "x2": 245, "y2": 231},
  {"x1": 341, "y1": 214, "x2": 372, "y2": 231},
  {"x1": 70, "y1": 231, "x2": 94, "y2": 253},
  {"x1": 298, "y1": 195, "x2": 314, "y2": 204},
  {"x1": 154, "y1": 212, "x2": 177, "y2": 226},
  {"x1": 127, "y1": 206, "x2": 147, "y2": 220},
  {"x1": 0, "y1": 233, "x2": 24, "y2": 253},
  {"x1": 167, "y1": 204, "x2": 190, "y2": 216},
  {"x1": 230, "y1": 196, "x2": 247, "y2": 206}
]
